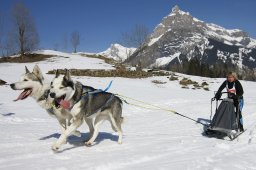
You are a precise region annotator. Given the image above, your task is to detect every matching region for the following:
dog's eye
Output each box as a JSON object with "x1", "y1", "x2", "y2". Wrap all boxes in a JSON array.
[
  {"x1": 24, "y1": 79, "x2": 28, "y2": 81},
  {"x1": 51, "y1": 86, "x2": 53, "y2": 88},
  {"x1": 59, "y1": 87, "x2": 65, "y2": 89}
]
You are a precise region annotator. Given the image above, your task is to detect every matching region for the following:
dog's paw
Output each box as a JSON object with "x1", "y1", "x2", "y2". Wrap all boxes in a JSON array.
[
  {"x1": 51, "y1": 143, "x2": 60, "y2": 151},
  {"x1": 85, "y1": 141, "x2": 92, "y2": 146},
  {"x1": 118, "y1": 141, "x2": 122, "y2": 145}
]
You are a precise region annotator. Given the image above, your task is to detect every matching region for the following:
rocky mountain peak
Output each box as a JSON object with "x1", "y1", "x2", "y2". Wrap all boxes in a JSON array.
[
  {"x1": 99, "y1": 43, "x2": 136, "y2": 62},
  {"x1": 171, "y1": 5, "x2": 180, "y2": 13},
  {"x1": 127, "y1": 5, "x2": 256, "y2": 80}
]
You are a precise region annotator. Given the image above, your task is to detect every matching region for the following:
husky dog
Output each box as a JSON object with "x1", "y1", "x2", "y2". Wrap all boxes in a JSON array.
[
  {"x1": 10, "y1": 65, "x2": 81, "y2": 138},
  {"x1": 49, "y1": 69, "x2": 123, "y2": 151}
]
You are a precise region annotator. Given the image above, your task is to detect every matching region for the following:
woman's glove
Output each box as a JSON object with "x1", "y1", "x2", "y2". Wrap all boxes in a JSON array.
[{"x1": 230, "y1": 94, "x2": 239, "y2": 106}]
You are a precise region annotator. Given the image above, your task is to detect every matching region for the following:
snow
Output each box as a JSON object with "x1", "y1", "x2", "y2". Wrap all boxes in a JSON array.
[
  {"x1": 205, "y1": 23, "x2": 256, "y2": 48},
  {"x1": 168, "y1": 13, "x2": 176, "y2": 17},
  {"x1": 237, "y1": 51, "x2": 244, "y2": 69},
  {"x1": 207, "y1": 23, "x2": 226, "y2": 32},
  {"x1": 223, "y1": 40, "x2": 233, "y2": 46},
  {"x1": 157, "y1": 23, "x2": 165, "y2": 27},
  {"x1": 178, "y1": 10, "x2": 189, "y2": 15},
  {"x1": 247, "y1": 38, "x2": 256, "y2": 48},
  {"x1": 148, "y1": 34, "x2": 164, "y2": 46},
  {"x1": 193, "y1": 17, "x2": 203, "y2": 23},
  {"x1": 0, "y1": 50, "x2": 114, "y2": 83},
  {"x1": 217, "y1": 50, "x2": 227, "y2": 63},
  {"x1": 151, "y1": 52, "x2": 181, "y2": 67},
  {"x1": 129, "y1": 67, "x2": 137, "y2": 71},
  {"x1": 99, "y1": 44, "x2": 136, "y2": 62},
  {"x1": 249, "y1": 57, "x2": 255, "y2": 62},
  {"x1": 6, "y1": 54, "x2": 20, "y2": 58},
  {"x1": 1, "y1": 51, "x2": 256, "y2": 169}
]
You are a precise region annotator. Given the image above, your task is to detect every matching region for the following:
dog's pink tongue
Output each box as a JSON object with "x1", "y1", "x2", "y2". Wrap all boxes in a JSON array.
[
  {"x1": 13, "y1": 90, "x2": 27, "y2": 102},
  {"x1": 59, "y1": 100, "x2": 71, "y2": 109}
]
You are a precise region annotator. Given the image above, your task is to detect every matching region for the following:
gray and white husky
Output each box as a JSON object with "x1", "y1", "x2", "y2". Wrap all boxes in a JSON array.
[
  {"x1": 49, "y1": 69, "x2": 123, "y2": 151},
  {"x1": 10, "y1": 65, "x2": 82, "y2": 138}
]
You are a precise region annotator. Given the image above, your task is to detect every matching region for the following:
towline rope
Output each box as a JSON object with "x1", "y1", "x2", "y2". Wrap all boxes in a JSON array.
[{"x1": 115, "y1": 93, "x2": 209, "y2": 127}]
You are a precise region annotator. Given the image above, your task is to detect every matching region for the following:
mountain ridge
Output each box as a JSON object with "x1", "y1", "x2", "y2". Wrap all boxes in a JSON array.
[
  {"x1": 99, "y1": 43, "x2": 136, "y2": 62},
  {"x1": 126, "y1": 5, "x2": 256, "y2": 79}
]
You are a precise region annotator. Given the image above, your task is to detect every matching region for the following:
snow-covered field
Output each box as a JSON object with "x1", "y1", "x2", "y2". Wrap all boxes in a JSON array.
[{"x1": 0, "y1": 51, "x2": 256, "y2": 170}]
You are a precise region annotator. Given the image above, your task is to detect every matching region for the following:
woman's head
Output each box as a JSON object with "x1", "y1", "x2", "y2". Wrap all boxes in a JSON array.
[{"x1": 227, "y1": 72, "x2": 237, "y2": 82}]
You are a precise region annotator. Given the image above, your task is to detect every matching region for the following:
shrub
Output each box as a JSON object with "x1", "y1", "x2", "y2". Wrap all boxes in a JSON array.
[
  {"x1": 169, "y1": 75, "x2": 179, "y2": 81},
  {"x1": 201, "y1": 82, "x2": 209, "y2": 86},
  {"x1": 47, "y1": 69, "x2": 171, "y2": 78},
  {"x1": 0, "y1": 54, "x2": 53, "y2": 63},
  {"x1": 152, "y1": 80, "x2": 167, "y2": 84},
  {"x1": 179, "y1": 78, "x2": 198, "y2": 86},
  {"x1": 204, "y1": 87, "x2": 210, "y2": 91},
  {"x1": 0, "y1": 79, "x2": 7, "y2": 85}
]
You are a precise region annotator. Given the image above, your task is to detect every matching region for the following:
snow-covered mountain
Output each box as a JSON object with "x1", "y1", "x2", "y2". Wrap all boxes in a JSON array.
[
  {"x1": 127, "y1": 5, "x2": 256, "y2": 71},
  {"x1": 99, "y1": 44, "x2": 136, "y2": 62}
]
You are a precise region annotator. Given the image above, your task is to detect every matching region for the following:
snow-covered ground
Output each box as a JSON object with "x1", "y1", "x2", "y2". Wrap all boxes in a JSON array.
[{"x1": 0, "y1": 51, "x2": 256, "y2": 170}]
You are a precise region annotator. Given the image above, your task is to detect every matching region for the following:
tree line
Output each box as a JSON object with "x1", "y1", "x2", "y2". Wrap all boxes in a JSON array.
[{"x1": 166, "y1": 57, "x2": 256, "y2": 81}]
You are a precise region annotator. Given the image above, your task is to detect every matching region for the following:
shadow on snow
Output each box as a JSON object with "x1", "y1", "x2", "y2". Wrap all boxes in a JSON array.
[{"x1": 39, "y1": 132, "x2": 119, "y2": 152}]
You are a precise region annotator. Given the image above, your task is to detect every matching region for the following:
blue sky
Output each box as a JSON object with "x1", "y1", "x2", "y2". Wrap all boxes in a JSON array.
[{"x1": 1, "y1": 0, "x2": 256, "y2": 53}]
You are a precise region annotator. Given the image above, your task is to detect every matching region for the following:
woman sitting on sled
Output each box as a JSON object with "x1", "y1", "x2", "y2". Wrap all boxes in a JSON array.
[{"x1": 215, "y1": 72, "x2": 244, "y2": 132}]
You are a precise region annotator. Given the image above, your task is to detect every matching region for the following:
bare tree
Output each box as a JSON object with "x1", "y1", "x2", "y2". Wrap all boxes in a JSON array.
[
  {"x1": 5, "y1": 32, "x2": 17, "y2": 56},
  {"x1": 11, "y1": 3, "x2": 39, "y2": 58},
  {"x1": 53, "y1": 43, "x2": 59, "y2": 51},
  {"x1": 70, "y1": 31, "x2": 80, "y2": 53},
  {"x1": 121, "y1": 24, "x2": 149, "y2": 48},
  {"x1": 62, "y1": 33, "x2": 68, "y2": 52}
]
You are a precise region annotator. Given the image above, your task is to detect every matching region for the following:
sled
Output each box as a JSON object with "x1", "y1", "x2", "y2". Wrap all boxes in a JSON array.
[{"x1": 205, "y1": 92, "x2": 244, "y2": 140}]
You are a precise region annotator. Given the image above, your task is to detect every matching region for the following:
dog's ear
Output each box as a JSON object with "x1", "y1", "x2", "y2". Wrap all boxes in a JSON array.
[
  {"x1": 55, "y1": 69, "x2": 60, "y2": 78},
  {"x1": 63, "y1": 69, "x2": 73, "y2": 89},
  {"x1": 25, "y1": 66, "x2": 30, "y2": 73},
  {"x1": 64, "y1": 69, "x2": 71, "y2": 80},
  {"x1": 32, "y1": 65, "x2": 44, "y2": 80}
]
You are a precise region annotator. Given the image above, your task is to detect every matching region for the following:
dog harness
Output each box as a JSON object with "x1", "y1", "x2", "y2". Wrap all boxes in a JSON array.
[
  {"x1": 82, "y1": 80, "x2": 113, "y2": 96},
  {"x1": 66, "y1": 81, "x2": 114, "y2": 111}
]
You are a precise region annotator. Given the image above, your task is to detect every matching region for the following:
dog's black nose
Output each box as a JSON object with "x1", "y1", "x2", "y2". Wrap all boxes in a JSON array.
[
  {"x1": 50, "y1": 92, "x2": 56, "y2": 98},
  {"x1": 10, "y1": 84, "x2": 15, "y2": 89}
]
